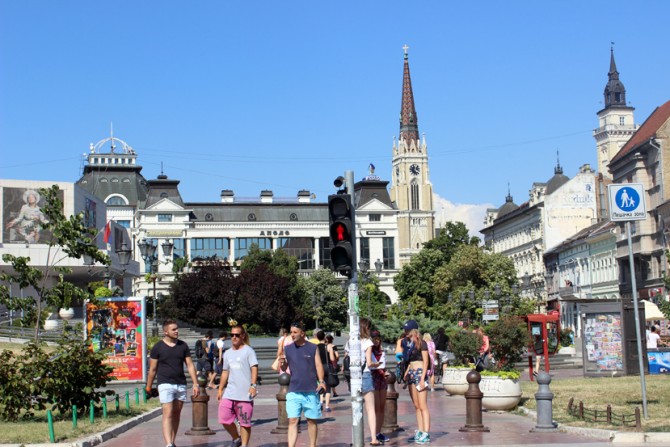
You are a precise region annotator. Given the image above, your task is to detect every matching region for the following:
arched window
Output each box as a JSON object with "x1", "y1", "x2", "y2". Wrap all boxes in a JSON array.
[
  {"x1": 105, "y1": 195, "x2": 128, "y2": 206},
  {"x1": 410, "y1": 181, "x2": 419, "y2": 210}
]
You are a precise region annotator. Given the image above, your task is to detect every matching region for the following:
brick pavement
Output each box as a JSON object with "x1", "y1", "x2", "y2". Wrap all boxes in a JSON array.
[{"x1": 95, "y1": 380, "x2": 622, "y2": 447}]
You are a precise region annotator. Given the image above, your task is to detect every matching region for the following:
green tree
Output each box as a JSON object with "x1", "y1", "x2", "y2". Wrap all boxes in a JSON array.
[
  {"x1": 298, "y1": 268, "x2": 347, "y2": 331},
  {"x1": 424, "y1": 221, "x2": 480, "y2": 256},
  {"x1": 393, "y1": 248, "x2": 445, "y2": 305},
  {"x1": 0, "y1": 185, "x2": 109, "y2": 342}
]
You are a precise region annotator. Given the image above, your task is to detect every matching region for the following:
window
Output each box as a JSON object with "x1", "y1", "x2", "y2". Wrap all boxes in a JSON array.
[
  {"x1": 158, "y1": 214, "x2": 173, "y2": 222},
  {"x1": 382, "y1": 237, "x2": 395, "y2": 269},
  {"x1": 277, "y1": 237, "x2": 314, "y2": 269},
  {"x1": 191, "y1": 238, "x2": 229, "y2": 261},
  {"x1": 234, "y1": 238, "x2": 271, "y2": 261},
  {"x1": 105, "y1": 195, "x2": 127, "y2": 206},
  {"x1": 369, "y1": 214, "x2": 381, "y2": 222},
  {"x1": 172, "y1": 238, "x2": 186, "y2": 259},
  {"x1": 410, "y1": 182, "x2": 419, "y2": 210},
  {"x1": 619, "y1": 116, "x2": 625, "y2": 126},
  {"x1": 359, "y1": 237, "x2": 370, "y2": 262},
  {"x1": 117, "y1": 220, "x2": 131, "y2": 228},
  {"x1": 319, "y1": 237, "x2": 332, "y2": 269}
]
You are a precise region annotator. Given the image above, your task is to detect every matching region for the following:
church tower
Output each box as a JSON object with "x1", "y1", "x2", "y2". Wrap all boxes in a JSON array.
[
  {"x1": 390, "y1": 46, "x2": 435, "y2": 266},
  {"x1": 593, "y1": 47, "x2": 637, "y2": 179}
]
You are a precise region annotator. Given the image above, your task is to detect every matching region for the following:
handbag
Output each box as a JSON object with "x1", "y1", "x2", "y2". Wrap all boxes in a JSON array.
[{"x1": 326, "y1": 362, "x2": 340, "y2": 387}]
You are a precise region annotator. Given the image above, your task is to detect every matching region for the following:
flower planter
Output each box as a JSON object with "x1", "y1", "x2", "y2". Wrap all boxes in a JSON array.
[
  {"x1": 558, "y1": 346, "x2": 576, "y2": 356},
  {"x1": 441, "y1": 367, "x2": 470, "y2": 395},
  {"x1": 58, "y1": 307, "x2": 75, "y2": 320},
  {"x1": 44, "y1": 318, "x2": 60, "y2": 331},
  {"x1": 480, "y1": 376, "x2": 522, "y2": 411}
]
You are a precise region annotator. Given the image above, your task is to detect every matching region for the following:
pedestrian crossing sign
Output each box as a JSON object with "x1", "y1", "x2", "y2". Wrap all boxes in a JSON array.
[{"x1": 608, "y1": 183, "x2": 646, "y2": 221}]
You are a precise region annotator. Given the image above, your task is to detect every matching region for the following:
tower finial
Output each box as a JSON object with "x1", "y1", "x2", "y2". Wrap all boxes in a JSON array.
[
  {"x1": 399, "y1": 47, "x2": 419, "y2": 146},
  {"x1": 110, "y1": 122, "x2": 116, "y2": 153},
  {"x1": 555, "y1": 149, "x2": 563, "y2": 175},
  {"x1": 403, "y1": 44, "x2": 409, "y2": 57}
]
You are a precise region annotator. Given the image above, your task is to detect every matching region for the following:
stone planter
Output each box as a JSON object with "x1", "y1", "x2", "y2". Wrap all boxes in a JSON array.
[
  {"x1": 480, "y1": 376, "x2": 522, "y2": 411},
  {"x1": 44, "y1": 318, "x2": 60, "y2": 331},
  {"x1": 441, "y1": 367, "x2": 470, "y2": 395},
  {"x1": 58, "y1": 307, "x2": 75, "y2": 320},
  {"x1": 558, "y1": 346, "x2": 576, "y2": 356}
]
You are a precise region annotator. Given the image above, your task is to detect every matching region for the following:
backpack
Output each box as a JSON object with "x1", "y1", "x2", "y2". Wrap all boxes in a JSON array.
[
  {"x1": 194, "y1": 339, "x2": 205, "y2": 359},
  {"x1": 342, "y1": 354, "x2": 351, "y2": 378}
]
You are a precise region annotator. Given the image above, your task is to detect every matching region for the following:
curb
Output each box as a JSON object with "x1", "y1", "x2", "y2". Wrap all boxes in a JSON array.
[
  {"x1": 0, "y1": 407, "x2": 163, "y2": 447},
  {"x1": 518, "y1": 406, "x2": 670, "y2": 444}
]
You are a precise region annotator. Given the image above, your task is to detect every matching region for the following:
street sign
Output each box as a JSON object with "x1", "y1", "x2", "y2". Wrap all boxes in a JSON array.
[
  {"x1": 608, "y1": 183, "x2": 647, "y2": 222},
  {"x1": 483, "y1": 300, "x2": 499, "y2": 321}
]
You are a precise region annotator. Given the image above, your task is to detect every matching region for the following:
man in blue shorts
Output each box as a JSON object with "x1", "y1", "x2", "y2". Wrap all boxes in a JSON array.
[
  {"x1": 278, "y1": 322, "x2": 326, "y2": 447},
  {"x1": 146, "y1": 319, "x2": 200, "y2": 447}
]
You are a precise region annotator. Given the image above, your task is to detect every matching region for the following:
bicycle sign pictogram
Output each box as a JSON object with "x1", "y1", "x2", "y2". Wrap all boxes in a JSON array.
[{"x1": 608, "y1": 183, "x2": 646, "y2": 221}]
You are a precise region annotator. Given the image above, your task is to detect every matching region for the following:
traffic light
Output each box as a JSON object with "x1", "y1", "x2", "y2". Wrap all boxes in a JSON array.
[{"x1": 328, "y1": 194, "x2": 354, "y2": 276}]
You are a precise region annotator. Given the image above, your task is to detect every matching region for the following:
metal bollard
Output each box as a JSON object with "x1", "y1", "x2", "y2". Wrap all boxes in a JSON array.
[
  {"x1": 271, "y1": 373, "x2": 291, "y2": 434},
  {"x1": 459, "y1": 370, "x2": 490, "y2": 432},
  {"x1": 382, "y1": 370, "x2": 400, "y2": 432},
  {"x1": 531, "y1": 371, "x2": 558, "y2": 431},
  {"x1": 185, "y1": 372, "x2": 215, "y2": 435}
]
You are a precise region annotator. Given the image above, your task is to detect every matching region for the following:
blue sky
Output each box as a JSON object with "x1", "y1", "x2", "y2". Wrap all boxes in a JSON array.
[{"x1": 2, "y1": 1, "x2": 670, "y2": 234}]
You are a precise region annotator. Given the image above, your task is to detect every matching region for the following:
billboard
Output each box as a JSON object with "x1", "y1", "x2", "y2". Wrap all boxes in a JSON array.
[
  {"x1": 85, "y1": 297, "x2": 147, "y2": 382},
  {"x1": 2, "y1": 186, "x2": 64, "y2": 244}
]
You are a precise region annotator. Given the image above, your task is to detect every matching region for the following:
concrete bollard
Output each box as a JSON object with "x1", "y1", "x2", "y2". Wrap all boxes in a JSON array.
[
  {"x1": 382, "y1": 370, "x2": 400, "y2": 432},
  {"x1": 458, "y1": 370, "x2": 490, "y2": 432},
  {"x1": 185, "y1": 372, "x2": 215, "y2": 435},
  {"x1": 271, "y1": 373, "x2": 291, "y2": 434},
  {"x1": 531, "y1": 371, "x2": 558, "y2": 432}
]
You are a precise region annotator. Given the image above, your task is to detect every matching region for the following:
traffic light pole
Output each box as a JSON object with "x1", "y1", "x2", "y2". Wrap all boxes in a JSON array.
[{"x1": 344, "y1": 170, "x2": 364, "y2": 447}]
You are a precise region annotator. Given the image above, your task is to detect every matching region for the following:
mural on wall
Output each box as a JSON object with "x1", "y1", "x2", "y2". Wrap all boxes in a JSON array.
[{"x1": 2, "y1": 187, "x2": 64, "y2": 244}]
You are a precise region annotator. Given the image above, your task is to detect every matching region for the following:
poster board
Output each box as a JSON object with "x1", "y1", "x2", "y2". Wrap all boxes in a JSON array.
[
  {"x1": 85, "y1": 297, "x2": 147, "y2": 383},
  {"x1": 581, "y1": 308, "x2": 624, "y2": 377}
]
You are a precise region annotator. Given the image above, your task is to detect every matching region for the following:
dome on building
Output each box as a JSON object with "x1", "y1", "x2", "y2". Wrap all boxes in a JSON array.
[
  {"x1": 497, "y1": 192, "x2": 518, "y2": 218},
  {"x1": 545, "y1": 164, "x2": 569, "y2": 195}
]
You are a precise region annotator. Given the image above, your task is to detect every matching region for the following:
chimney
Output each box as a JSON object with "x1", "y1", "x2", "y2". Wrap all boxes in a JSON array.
[
  {"x1": 260, "y1": 190, "x2": 273, "y2": 203},
  {"x1": 297, "y1": 190, "x2": 311, "y2": 203},
  {"x1": 220, "y1": 189, "x2": 234, "y2": 203}
]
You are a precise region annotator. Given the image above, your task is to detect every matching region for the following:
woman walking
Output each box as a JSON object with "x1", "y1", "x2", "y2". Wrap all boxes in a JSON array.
[
  {"x1": 396, "y1": 320, "x2": 431, "y2": 444},
  {"x1": 371, "y1": 330, "x2": 390, "y2": 443},
  {"x1": 360, "y1": 318, "x2": 383, "y2": 445},
  {"x1": 423, "y1": 333, "x2": 437, "y2": 392},
  {"x1": 325, "y1": 334, "x2": 340, "y2": 398}
]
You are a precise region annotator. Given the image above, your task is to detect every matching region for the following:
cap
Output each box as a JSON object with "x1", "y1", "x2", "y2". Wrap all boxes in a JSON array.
[{"x1": 403, "y1": 320, "x2": 419, "y2": 331}]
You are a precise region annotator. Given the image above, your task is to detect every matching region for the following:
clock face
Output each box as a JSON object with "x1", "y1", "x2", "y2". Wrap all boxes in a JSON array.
[{"x1": 410, "y1": 164, "x2": 420, "y2": 176}]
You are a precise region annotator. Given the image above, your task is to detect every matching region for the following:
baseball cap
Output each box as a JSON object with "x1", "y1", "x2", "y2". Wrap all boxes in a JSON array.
[{"x1": 403, "y1": 320, "x2": 419, "y2": 331}]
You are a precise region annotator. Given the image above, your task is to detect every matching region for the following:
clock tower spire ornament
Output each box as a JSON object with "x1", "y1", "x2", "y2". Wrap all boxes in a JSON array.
[{"x1": 390, "y1": 46, "x2": 435, "y2": 267}]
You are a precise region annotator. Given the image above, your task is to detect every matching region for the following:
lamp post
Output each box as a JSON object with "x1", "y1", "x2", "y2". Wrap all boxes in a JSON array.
[
  {"x1": 358, "y1": 259, "x2": 370, "y2": 316},
  {"x1": 138, "y1": 238, "x2": 158, "y2": 332}
]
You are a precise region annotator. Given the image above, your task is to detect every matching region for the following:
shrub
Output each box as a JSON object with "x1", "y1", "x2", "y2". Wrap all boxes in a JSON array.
[
  {"x1": 245, "y1": 323, "x2": 264, "y2": 336},
  {"x1": 560, "y1": 328, "x2": 574, "y2": 347},
  {"x1": 486, "y1": 316, "x2": 529, "y2": 371},
  {"x1": 449, "y1": 330, "x2": 482, "y2": 367}
]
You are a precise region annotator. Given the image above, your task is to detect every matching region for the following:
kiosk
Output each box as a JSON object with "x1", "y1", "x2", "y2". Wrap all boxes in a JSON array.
[{"x1": 527, "y1": 312, "x2": 560, "y2": 381}]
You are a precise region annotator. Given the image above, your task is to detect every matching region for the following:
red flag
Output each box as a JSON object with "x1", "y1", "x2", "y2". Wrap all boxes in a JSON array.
[{"x1": 103, "y1": 221, "x2": 111, "y2": 244}]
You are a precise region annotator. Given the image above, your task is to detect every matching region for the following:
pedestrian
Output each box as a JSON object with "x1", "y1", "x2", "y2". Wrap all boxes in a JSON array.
[
  {"x1": 205, "y1": 330, "x2": 218, "y2": 388},
  {"x1": 145, "y1": 319, "x2": 200, "y2": 447},
  {"x1": 647, "y1": 325, "x2": 661, "y2": 349},
  {"x1": 472, "y1": 325, "x2": 489, "y2": 369},
  {"x1": 217, "y1": 325, "x2": 258, "y2": 447},
  {"x1": 275, "y1": 327, "x2": 293, "y2": 374},
  {"x1": 215, "y1": 331, "x2": 228, "y2": 378},
  {"x1": 423, "y1": 333, "x2": 436, "y2": 391},
  {"x1": 360, "y1": 318, "x2": 382, "y2": 445},
  {"x1": 325, "y1": 334, "x2": 340, "y2": 397},
  {"x1": 315, "y1": 330, "x2": 332, "y2": 411},
  {"x1": 278, "y1": 322, "x2": 327, "y2": 447},
  {"x1": 195, "y1": 332, "x2": 213, "y2": 387},
  {"x1": 396, "y1": 320, "x2": 431, "y2": 444},
  {"x1": 370, "y1": 329, "x2": 390, "y2": 444}
]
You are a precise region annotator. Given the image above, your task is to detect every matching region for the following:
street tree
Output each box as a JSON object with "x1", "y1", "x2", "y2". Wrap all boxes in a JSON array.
[
  {"x1": 298, "y1": 268, "x2": 347, "y2": 331},
  {"x1": 0, "y1": 185, "x2": 109, "y2": 342}
]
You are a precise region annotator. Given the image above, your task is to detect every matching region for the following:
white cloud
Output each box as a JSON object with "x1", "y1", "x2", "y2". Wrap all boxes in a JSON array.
[{"x1": 433, "y1": 194, "x2": 495, "y2": 239}]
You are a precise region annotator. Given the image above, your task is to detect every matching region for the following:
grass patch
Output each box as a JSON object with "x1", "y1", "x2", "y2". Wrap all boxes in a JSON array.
[
  {"x1": 520, "y1": 374, "x2": 670, "y2": 432},
  {"x1": 0, "y1": 400, "x2": 161, "y2": 444},
  {"x1": 0, "y1": 341, "x2": 57, "y2": 355}
]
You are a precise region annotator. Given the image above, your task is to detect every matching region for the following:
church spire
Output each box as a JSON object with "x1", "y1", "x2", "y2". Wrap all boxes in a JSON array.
[
  {"x1": 399, "y1": 44, "x2": 419, "y2": 146},
  {"x1": 603, "y1": 45, "x2": 628, "y2": 109}
]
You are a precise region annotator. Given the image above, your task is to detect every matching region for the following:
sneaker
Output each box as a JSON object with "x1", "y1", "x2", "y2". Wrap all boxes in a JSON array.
[
  {"x1": 325, "y1": 406, "x2": 332, "y2": 412},
  {"x1": 408, "y1": 430, "x2": 421, "y2": 442},
  {"x1": 376, "y1": 433, "x2": 390, "y2": 442},
  {"x1": 416, "y1": 432, "x2": 430, "y2": 444},
  {"x1": 231, "y1": 438, "x2": 242, "y2": 447}
]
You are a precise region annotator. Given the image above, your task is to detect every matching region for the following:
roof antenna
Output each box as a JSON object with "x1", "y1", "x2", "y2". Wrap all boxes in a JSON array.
[{"x1": 161, "y1": 161, "x2": 164, "y2": 176}]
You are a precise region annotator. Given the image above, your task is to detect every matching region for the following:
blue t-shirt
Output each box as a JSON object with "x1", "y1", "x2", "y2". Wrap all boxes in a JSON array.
[{"x1": 285, "y1": 341, "x2": 318, "y2": 393}]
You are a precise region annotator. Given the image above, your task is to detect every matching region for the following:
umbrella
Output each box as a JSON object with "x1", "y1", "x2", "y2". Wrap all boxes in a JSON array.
[{"x1": 641, "y1": 300, "x2": 665, "y2": 321}]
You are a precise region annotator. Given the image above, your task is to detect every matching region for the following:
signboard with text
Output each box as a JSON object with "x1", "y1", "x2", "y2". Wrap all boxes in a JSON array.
[
  {"x1": 608, "y1": 183, "x2": 647, "y2": 222},
  {"x1": 85, "y1": 297, "x2": 147, "y2": 383}
]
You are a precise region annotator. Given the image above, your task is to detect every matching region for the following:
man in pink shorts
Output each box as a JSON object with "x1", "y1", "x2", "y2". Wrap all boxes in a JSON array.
[{"x1": 217, "y1": 325, "x2": 258, "y2": 447}]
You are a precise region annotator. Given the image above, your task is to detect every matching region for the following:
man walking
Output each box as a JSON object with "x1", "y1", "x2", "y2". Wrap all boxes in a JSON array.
[
  {"x1": 278, "y1": 322, "x2": 326, "y2": 447},
  {"x1": 217, "y1": 325, "x2": 258, "y2": 447},
  {"x1": 146, "y1": 319, "x2": 200, "y2": 447}
]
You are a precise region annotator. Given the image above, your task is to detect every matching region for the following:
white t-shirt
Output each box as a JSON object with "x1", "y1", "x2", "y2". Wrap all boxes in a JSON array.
[
  {"x1": 647, "y1": 332, "x2": 660, "y2": 349},
  {"x1": 360, "y1": 338, "x2": 373, "y2": 372}
]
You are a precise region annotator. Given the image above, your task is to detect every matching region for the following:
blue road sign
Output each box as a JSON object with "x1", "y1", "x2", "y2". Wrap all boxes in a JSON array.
[{"x1": 608, "y1": 183, "x2": 646, "y2": 221}]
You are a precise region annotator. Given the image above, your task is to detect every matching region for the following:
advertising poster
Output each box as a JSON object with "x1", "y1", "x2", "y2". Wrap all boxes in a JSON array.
[
  {"x1": 2, "y1": 187, "x2": 64, "y2": 244},
  {"x1": 86, "y1": 297, "x2": 147, "y2": 382},
  {"x1": 583, "y1": 312, "x2": 623, "y2": 374},
  {"x1": 647, "y1": 350, "x2": 670, "y2": 374}
]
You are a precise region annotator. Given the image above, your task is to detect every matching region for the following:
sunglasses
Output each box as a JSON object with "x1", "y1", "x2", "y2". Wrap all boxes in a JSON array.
[{"x1": 230, "y1": 333, "x2": 243, "y2": 338}]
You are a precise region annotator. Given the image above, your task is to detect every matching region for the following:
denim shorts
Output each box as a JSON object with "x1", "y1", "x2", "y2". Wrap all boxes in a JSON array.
[
  {"x1": 361, "y1": 371, "x2": 374, "y2": 393},
  {"x1": 157, "y1": 383, "x2": 187, "y2": 403},
  {"x1": 407, "y1": 368, "x2": 428, "y2": 386},
  {"x1": 286, "y1": 392, "x2": 322, "y2": 420}
]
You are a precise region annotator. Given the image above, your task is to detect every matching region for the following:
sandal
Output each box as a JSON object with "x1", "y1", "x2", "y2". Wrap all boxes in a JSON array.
[{"x1": 370, "y1": 442, "x2": 383, "y2": 446}]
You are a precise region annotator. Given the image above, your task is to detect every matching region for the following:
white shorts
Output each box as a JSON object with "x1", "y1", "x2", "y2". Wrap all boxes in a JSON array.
[{"x1": 158, "y1": 383, "x2": 187, "y2": 403}]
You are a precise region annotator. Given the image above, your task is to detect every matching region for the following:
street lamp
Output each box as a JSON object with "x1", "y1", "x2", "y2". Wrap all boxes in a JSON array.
[
  {"x1": 374, "y1": 259, "x2": 383, "y2": 274},
  {"x1": 138, "y1": 239, "x2": 158, "y2": 331},
  {"x1": 358, "y1": 259, "x2": 370, "y2": 316}
]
